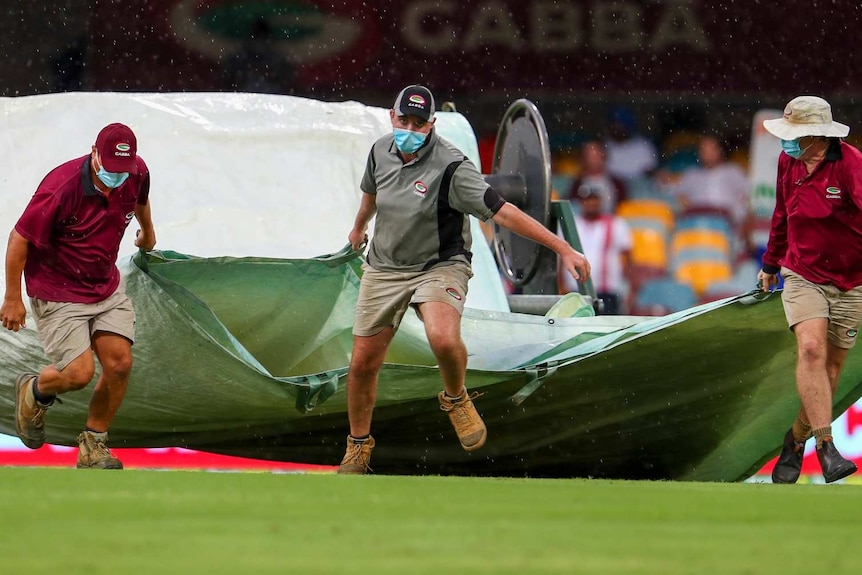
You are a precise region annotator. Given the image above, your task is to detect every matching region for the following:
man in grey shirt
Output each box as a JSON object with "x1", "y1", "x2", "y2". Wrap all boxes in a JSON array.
[{"x1": 338, "y1": 85, "x2": 590, "y2": 474}]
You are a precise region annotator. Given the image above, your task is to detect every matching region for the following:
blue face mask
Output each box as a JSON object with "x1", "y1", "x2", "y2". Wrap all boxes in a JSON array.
[
  {"x1": 393, "y1": 128, "x2": 428, "y2": 154},
  {"x1": 95, "y1": 159, "x2": 130, "y2": 188},
  {"x1": 780, "y1": 138, "x2": 812, "y2": 159}
]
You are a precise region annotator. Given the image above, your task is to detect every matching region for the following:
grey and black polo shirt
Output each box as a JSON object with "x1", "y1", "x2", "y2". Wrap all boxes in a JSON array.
[{"x1": 361, "y1": 130, "x2": 505, "y2": 272}]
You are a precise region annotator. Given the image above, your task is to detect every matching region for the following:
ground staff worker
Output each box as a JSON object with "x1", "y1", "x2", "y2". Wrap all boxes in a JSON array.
[
  {"x1": 759, "y1": 96, "x2": 860, "y2": 484},
  {"x1": 1, "y1": 123, "x2": 156, "y2": 469},
  {"x1": 337, "y1": 85, "x2": 590, "y2": 474}
]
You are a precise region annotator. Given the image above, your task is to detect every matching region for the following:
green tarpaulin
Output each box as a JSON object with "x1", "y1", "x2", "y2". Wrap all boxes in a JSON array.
[{"x1": 2, "y1": 248, "x2": 862, "y2": 481}]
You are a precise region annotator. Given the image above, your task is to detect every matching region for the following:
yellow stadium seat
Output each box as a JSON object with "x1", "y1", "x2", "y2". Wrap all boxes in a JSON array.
[
  {"x1": 671, "y1": 229, "x2": 730, "y2": 256},
  {"x1": 617, "y1": 199, "x2": 675, "y2": 235},
  {"x1": 630, "y1": 228, "x2": 668, "y2": 270},
  {"x1": 674, "y1": 260, "x2": 733, "y2": 296}
]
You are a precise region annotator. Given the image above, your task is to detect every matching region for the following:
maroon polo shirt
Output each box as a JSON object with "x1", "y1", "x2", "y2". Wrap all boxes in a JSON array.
[
  {"x1": 15, "y1": 154, "x2": 150, "y2": 303},
  {"x1": 762, "y1": 141, "x2": 862, "y2": 291}
]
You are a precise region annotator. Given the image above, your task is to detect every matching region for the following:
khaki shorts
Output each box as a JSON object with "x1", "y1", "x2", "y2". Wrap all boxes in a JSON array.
[
  {"x1": 353, "y1": 261, "x2": 472, "y2": 336},
  {"x1": 781, "y1": 267, "x2": 862, "y2": 349},
  {"x1": 30, "y1": 283, "x2": 136, "y2": 370}
]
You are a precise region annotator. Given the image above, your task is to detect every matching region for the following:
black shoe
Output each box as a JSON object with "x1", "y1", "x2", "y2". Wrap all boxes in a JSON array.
[
  {"x1": 817, "y1": 440, "x2": 857, "y2": 483},
  {"x1": 772, "y1": 429, "x2": 805, "y2": 484}
]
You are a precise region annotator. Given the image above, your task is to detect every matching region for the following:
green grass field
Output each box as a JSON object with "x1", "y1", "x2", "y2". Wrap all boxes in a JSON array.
[{"x1": 1, "y1": 468, "x2": 860, "y2": 574}]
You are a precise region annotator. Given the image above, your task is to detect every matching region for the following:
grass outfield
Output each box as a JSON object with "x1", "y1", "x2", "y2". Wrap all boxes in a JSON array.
[{"x1": 0, "y1": 468, "x2": 859, "y2": 574}]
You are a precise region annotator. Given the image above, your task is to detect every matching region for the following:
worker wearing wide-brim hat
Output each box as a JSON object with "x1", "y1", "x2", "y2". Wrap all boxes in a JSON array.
[{"x1": 759, "y1": 95, "x2": 861, "y2": 485}]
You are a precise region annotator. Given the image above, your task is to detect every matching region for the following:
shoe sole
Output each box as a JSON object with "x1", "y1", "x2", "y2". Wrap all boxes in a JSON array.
[
  {"x1": 76, "y1": 463, "x2": 124, "y2": 470},
  {"x1": 771, "y1": 473, "x2": 799, "y2": 484},
  {"x1": 14, "y1": 374, "x2": 44, "y2": 450},
  {"x1": 461, "y1": 429, "x2": 487, "y2": 452},
  {"x1": 824, "y1": 463, "x2": 857, "y2": 484}
]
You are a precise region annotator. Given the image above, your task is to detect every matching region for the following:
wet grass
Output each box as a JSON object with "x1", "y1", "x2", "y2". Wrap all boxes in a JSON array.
[{"x1": 0, "y1": 467, "x2": 859, "y2": 574}]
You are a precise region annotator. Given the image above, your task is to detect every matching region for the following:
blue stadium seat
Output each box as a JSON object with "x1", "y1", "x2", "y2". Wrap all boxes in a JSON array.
[
  {"x1": 675, "y1": 213, "x2": 734, "y2": 237},
  {"x1": 632, "y1": 278, "x2": 697, "y2": 316}
]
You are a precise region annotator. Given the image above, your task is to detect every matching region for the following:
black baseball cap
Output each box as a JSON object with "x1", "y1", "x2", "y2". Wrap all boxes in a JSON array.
[{"x1": 393, "y1": 85, "x2": 435, "y2": 121}]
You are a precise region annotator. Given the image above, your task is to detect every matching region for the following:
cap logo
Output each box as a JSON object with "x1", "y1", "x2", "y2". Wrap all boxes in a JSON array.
[
  {"x1": 409, "y1": 95, "x2": 426, "y2": 105},
  {"x1": 116, "y1": 143, "x2": 131, "y2": 152}
]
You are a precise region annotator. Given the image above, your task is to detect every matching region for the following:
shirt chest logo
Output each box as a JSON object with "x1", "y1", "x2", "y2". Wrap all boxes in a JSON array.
[
  {"x1": 413, "y1": 180, "x2": 428, "y2": 197},
  {"x1": 825, "y1": 186, "x2": 842, "y2": 199}
]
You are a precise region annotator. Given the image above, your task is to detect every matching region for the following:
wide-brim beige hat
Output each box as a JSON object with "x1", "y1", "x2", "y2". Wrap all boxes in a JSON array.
[{"x1": 763, "y1": 96, "x2": 850, "y2": 140}]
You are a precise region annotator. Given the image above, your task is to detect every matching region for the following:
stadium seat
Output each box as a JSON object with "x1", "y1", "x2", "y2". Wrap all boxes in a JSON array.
[
  {"x1": 628, "y1": 264, "x2": 668, "y2": 295},
  {"x1": 632, "y1": 278, "x2": 697, "y2": 316},
  {"x1": 662, "y1": 148, "x2": 699, "y2": 174},
  {"x1": 617, "y1": 199, "x2": 675, "y2": 235},
  {"x1": 700, "y1": 259, "x2": 760, "y2": 303},
  {"x1": 630, "y1": 226, "x2": 669, "y2": 270},
  {"x1": 674, "y1": 259, "x2": 733, "y2": 297},
  {"x1": 671, "y1": 246, "x2": 730, "y2": 268},
  {"x1": 625, "y1": 176, "x2": 668, "y2": 201},
  {"x1": 671, "y1": 228, "x2": 731, "y2": 256},
  {"x1": 675, "y1": 213, "x2": 734, "y2": 237}
]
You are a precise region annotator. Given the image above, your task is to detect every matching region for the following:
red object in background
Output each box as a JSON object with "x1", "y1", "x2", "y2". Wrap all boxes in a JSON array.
[
  {"x1": 0, "y1": 445, "x2": 334, "y2": 472},
  {"x1": 478, "y1": 134, "x2": 496, "y2": 174},
  {"x1": 760, "y1": 402, "x2": 862, "y2": 477},
  {"x1": 847, "y1": 404, "x2": 862, "y2": 435}
]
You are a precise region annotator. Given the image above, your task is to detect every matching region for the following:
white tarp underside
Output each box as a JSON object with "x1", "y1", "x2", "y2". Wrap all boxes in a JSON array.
[{"x1": 0, "y1": 91, "x2": 509, "y2": 312}]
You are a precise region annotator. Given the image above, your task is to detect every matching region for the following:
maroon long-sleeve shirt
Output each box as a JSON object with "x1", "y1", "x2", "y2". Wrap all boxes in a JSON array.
[{"x1": 762, "y1": 140, "x2": 862, "y2": 291}]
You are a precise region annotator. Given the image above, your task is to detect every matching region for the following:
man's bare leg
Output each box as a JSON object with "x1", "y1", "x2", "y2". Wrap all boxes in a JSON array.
[
  {"x1": 88, "y1": 332, "x2": 133, "y2": 432},
  {"x1": 346, "y1": 327, "x2": 394, "y2": 437},
  {"x1": 793, "y1": 318, "x2": 832, "y2": 431},
  {"x1": 419, "y1": 301, "x2": 467, "y2": 397}
]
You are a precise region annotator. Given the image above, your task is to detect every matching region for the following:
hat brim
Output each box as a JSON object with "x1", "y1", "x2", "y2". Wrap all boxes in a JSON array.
[
  {"x1": 763, "y1": 118, "x2": 850, "y2": 140},
  {"x1": 101, "y1": 156, "x2": 139, "y2": 175},
  {"x1": 394, "y1": 108, "x2": 432, "y2": 121}
]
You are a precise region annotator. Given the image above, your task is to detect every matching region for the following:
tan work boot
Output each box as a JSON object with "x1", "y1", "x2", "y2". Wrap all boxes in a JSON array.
[
  {"x1": 337, "y1": 435, "x2": 375, "y2": 475},
  {"x1": 76, "y1": 431, "x2": 123, "y2": 469},
  {"x1": 439, "y1": 388, "x2": 487, "y2": 451},
  {"x1": 14, "y1": 373, "x2": 52, "y2": 449}
]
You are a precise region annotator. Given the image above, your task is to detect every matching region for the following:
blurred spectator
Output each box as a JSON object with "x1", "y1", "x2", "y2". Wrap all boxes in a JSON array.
[
  {"x1": 561, "y1": 184, "x2": 633, "y2": 314},
  {"x1": 603, "y1": 106, "x2": 659, "y2": 182},
  {"x1": 670, "y1": 135, "x2": 753, "y2": 252},
  {"x1": 222, "y1": 17, "x2": 295, "y2": 94},
  {"x1": 567, "y1": 140, "x2": 628, "y2": 214}
]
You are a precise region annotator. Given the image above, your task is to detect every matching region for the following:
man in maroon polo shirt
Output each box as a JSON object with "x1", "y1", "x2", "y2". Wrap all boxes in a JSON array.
[
  {"x1": 758, "y1": 96, "x2": 861, "y2": 484},
  {"x1": 1, "y1": 123, "x2": 156, "y2": 469}
]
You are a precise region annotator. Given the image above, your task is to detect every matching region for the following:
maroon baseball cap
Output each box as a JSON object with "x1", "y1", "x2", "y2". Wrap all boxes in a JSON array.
[{"x1": 95, "y1": 123, "x2": 138, "y2": 174}]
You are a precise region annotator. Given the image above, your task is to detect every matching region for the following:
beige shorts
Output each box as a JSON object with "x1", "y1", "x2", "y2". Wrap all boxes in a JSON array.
[
  {"x1": 30, "y1": 283, "x2": 136, "y2": 370},
  {"x1": 781, "y1": 267, "x2": 862, "y2": 349},
  {"x1": 353, "y1": 261, "x2": 472, "y2": 336}
]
